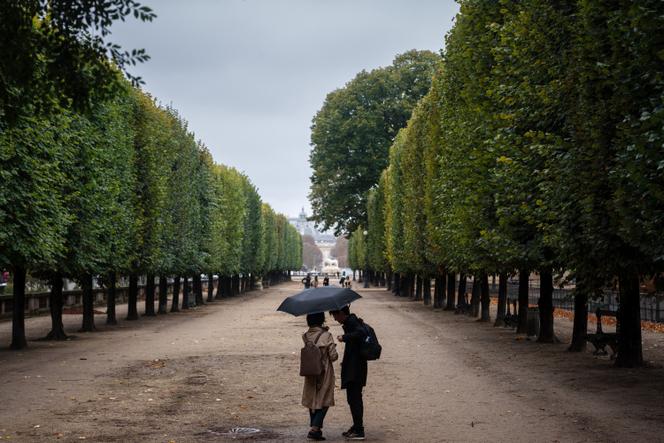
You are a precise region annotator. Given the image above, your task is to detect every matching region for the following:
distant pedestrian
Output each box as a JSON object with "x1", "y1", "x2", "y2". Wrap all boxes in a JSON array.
[
  {"x1": 323, "y1": 276, "x2": 329, "y2": 286},
  {"x1": 313, "y1": 275, "x2": 319, "y2": 288},
  {"x1": 330, "y1": 305, "x2": 368, "y2": 440},
  {"x1": 301, "y1": 312, "x2": 338, "y2": 441},
  {"x1": 340, "y1": 276, "x2": 345, "y2": 287},
  {"x1": 302, "y1": 274, "x2": 312, "y2": 289}
]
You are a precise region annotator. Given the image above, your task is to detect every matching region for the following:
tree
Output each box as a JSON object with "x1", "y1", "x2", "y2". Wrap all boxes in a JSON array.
[
  {"x1": 239, "y1": 177, "x2": 264, "y2": 290},
  {"x1": 309, "y1": 50, "x2": 441, "y2": 235},
  {"x1": 384, "y1": 132, "x2": 413, "y2": 296},
  {"x1": 302, "y1": 235, "x2": 323, "y2": 271},
  {"x1": 127, "y1": 92, "x2": 172, "y2": 319},
  {"x1": 0, "y1": 1, "x2": 155, "y2": 124},
  {"x1": 0, "y1": 112, "x2": 75, "y2": 348},
  {"x1": 330, "y1": 237, "x2": 349, "y2": 269},
  {"x1": 366, "y1": 178, "x2": 389, "y2": 284}
]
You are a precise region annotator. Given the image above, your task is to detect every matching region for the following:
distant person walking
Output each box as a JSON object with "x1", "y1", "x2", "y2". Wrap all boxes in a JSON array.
[
  {"x1": 339, "y1": 276, "x2": 346, "y2": 287},
  {"x1": 301, "y1": 312, "x2": 338, "y2": 441},
  {"x1": 313, "y1": 275, "x2": 319, "y2": 288},
  {"x1": 330, "y1": 305, "x2": 368, "y2": 440},
  {"x1": 302, "y1": 274, "x2": 312, "y2": 289},
  {"x1": 323, "y1": 276, "x2": 329, "y2": 286}
]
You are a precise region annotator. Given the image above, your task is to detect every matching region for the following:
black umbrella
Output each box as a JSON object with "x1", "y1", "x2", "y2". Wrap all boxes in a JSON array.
[{"x1": 277, "y1": 285, "x2": 362, "y2": 316}]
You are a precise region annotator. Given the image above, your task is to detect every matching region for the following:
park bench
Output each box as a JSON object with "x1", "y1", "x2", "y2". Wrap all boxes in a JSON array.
[{"x1": 586, "y1": 308, "x2": 619, "y2": 358}]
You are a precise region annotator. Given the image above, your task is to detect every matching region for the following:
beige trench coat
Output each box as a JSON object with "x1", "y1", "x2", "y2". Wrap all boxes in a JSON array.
[{"x1": 301, "y1": 326, "x2": 338, "y2": 410}]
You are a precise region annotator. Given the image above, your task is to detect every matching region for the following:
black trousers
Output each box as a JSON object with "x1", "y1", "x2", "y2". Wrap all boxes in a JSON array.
[{"x1": 345, "y1": 383, "x2": 364, "y2": 429}]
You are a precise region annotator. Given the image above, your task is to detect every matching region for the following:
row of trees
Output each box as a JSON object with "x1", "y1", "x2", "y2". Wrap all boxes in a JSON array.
[
  {"x1": 339, "y1": 1, "x2": 664, "y2": 368},
  {"x1": 1, "y1": 3, "x2": 302, "y2": 350},
  {"x1": 0, "y1": 81, "x2": 302, "y2": 349},
  {"x1": 309, "y1": 50, "x2": 441, "y2": 235}
]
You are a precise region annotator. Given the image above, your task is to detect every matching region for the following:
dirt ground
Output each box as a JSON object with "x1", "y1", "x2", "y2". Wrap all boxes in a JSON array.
[{"x1": 1, "y1": 279, "x2": 664, "y2": 442}]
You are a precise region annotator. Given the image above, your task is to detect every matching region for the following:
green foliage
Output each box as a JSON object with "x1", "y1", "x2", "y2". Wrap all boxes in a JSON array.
[
  {"x1": 213, "y1": 165, "x2": 246, "y2": 276},
  {"x1": 384, "y1": 132, "x2": 408, "y2": 273},
  {"x1": 347, "y1": 227, "x2": 366, "y2": 272},
  {"x1": 131, "y1": 92, "x2": 171, "y2": 274},
  {"x1": 63, "y1": 89, "x2": 139, "y2": 277},
  {"x1": 240, "y1": 177, "x2": 264, "y2": 276},
  {"x1": 369, "y1": 0, "x2": 664, "y2": 290},
  {"x1": 0, "y1": 1, "x2": 155, "y2": 123},
  {"x1": 366, "y1": 177, "x2": 388, "y2": 272},
  {"x1": 0, "y1": 112, "x2": 75, "y2": 270},
  {"x1": 309, "y1": 50, "x2": 441, "y2": 235}
]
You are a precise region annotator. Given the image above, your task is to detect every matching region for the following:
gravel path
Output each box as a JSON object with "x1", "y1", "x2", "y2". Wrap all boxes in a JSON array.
[{"x1": 1, "y1": 279, "x2": 663, "y2": 442}]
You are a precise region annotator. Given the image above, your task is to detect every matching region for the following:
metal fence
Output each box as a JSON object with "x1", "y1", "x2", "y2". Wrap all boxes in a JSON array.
[{"x1": 461, "y1": 277, "x2": 663, "y2": 323}]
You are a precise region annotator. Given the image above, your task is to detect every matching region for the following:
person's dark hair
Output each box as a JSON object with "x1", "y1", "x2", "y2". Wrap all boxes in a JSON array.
[
  {"x1": 329, "y1": 305, "x2": 350, "y2": 316},
  {"x1": 307, "y1": 312, "x2": 325, "y2": 327}
]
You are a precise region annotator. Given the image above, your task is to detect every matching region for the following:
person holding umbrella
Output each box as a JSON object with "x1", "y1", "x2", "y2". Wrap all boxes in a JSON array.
[
  {"x1": 277, "y1": 286, "x2": 364, "y2": 440},
  {"x1": 301, "y1": 312, "x2": 338, "y2": 441}
]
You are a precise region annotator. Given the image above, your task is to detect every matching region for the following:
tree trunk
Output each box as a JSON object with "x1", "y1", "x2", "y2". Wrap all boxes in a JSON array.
[
  {"x1": 445, "y1": 272, "x2": 456, "y2": 311},
  {"x1": 433, "y1": 273, "x2": 445, "y2": 309},
  {"x1": 516, "y1": 269, "x2": 529, "y2": 334},
  {"x1": 393, "y1": 273, "x2": 400, "y2": 295},
  {"x1": 422, "y1": 275, "x2": 431, "y2": 306},
  {"x1": 387, "y1": 271, "x2": 392, "y2": 291},
  {"x1": 470, "y1": 275, "x2": 480, "y2": 318},
  {"x1": 193, "y1": 273, "x2": 204, "y2": 305},
  {"x1": 568, "y1": 285, "x2": 587, "y2": 352},
  {"x1": 158, "y1": 275, "x2": 168, "y2": 314},
  {"x1": 215, "y1": 275, "x2": 224, "y2": 300},
  {"x1": 171, "y1": 276, "x2": 181, "y2": 312},
  {"x1": 403, "y1": 273, "x2": 411, "y2": 298},
  {"x1": 207, "y1": 273, "x2": 214, "y2": 302},
  {"x1": 414, "y1": 275, "x2": 423, "y2": 301},
  {"x1": 457, "y1": 273, "x2": 467, "y2": 309},
  {"x1": 537, "y1": 269, "x2": 557, "y2": 343},
  {"x1": 79, "y1": 274, "x2": 96, "y2": 332},
  {"x1": 494, "y1": 273, "x2": 507, "y2": 327},
  {"x1": 10, "y1": 266, "x2": 28, "y2": 350},
  {"x1": 233, "y1": 274, "x2": 243, "y2": 295},
  {"x1": 181, "y1": 276, "x2": 190, "y2": 310},
  {"x1": 615, "y1": 271, "x2": 643, "y2": 367},
  {"x1": 479, "y1": 273, "x2": 490, "y2": 322},
  {"x1": 45, "y1": 274, "x2": 68, "y2": 339},
  {"x1": 127, "y1": 273, "x2": 139, "y2": 320},
  {"x1": 106, "y1": 272, "x2": 117, "y2": 325},
  {"x1": 225, "y1": 276, "x2": 233, "y2": 297},
  {"x1": 144, "y1": 274, "x2": 156, "y2": 316}
]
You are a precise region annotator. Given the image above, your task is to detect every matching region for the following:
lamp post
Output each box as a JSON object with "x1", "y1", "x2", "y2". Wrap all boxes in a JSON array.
[{"x1": 363, "y1": 230, "x2": 369, "y2": 289}]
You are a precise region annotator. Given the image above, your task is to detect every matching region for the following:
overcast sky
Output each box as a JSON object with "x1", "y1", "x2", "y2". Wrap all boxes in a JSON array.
[{"x1": 112, "y1": 0, "x2": 459, "y2": 218}]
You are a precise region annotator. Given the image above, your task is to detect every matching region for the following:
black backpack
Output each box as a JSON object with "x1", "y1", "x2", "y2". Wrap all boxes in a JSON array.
[{"x1": 358, "y1": 319, "x2": 381, "y2": 361}]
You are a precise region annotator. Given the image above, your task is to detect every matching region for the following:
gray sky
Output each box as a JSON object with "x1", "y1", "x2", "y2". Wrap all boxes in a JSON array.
[{"x1": 112, "y1": 0, "x2": 459, "y2": 218}]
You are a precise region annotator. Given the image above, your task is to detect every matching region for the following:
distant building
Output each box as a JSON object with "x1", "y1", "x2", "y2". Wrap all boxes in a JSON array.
[{"x1": 289, "y1": 208, "x2": 335, "y2": 243}]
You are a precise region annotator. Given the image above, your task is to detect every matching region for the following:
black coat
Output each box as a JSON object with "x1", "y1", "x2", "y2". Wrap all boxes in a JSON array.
[{"x1": 340, "y1": 313, "x2": 368, "y2": 388}]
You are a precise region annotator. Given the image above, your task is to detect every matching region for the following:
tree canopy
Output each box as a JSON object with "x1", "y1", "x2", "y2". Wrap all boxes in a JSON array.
[{"x1": 309, "y1": 50, "x2": 441, "y2": 235}]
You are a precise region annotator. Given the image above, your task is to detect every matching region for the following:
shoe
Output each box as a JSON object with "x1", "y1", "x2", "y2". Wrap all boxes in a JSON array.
[
  {"x1": 345, "y1": 428, "x2": 365, "y2": 440},
  {"x1": 307, "y1": 430, "x2": 326, "y2": 441},
  {"x1": 342, "y1": 426, "x2": 355, "y2": 438}
]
